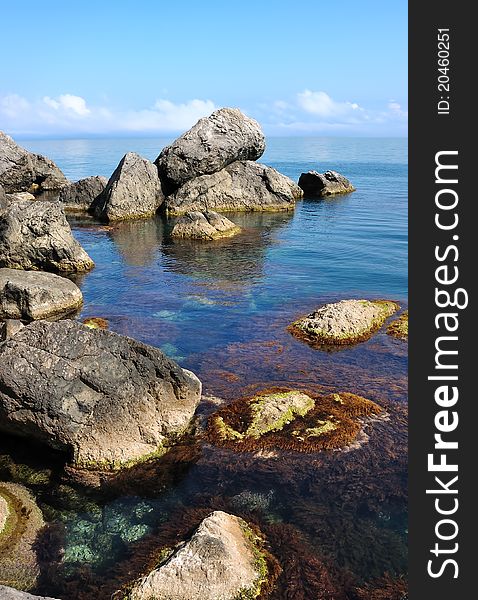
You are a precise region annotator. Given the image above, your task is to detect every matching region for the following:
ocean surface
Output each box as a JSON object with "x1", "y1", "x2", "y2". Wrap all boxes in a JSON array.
[{"x1": 2, "y1": 137, "x2": 408, "y2": 598}]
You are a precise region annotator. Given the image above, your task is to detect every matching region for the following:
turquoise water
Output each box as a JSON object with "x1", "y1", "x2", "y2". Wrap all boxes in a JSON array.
[{"x1": 4, "y1": 137, "x2": 408, "y2": 598}]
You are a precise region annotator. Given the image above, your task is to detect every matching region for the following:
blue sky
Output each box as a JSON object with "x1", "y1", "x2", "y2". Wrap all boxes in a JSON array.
[{"x1": 0, "y1": 1, "x2": 407, "y2": 137}]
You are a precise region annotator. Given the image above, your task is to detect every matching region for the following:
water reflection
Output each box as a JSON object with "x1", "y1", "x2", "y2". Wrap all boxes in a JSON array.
[{"x1": 108, "y1": 218, "x2": 167, "y2": 267}]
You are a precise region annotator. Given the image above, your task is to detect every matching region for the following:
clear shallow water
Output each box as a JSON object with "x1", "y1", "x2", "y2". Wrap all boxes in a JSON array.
[{"x1": 2, "y1": 137, "x2": 408, "y2": 598}]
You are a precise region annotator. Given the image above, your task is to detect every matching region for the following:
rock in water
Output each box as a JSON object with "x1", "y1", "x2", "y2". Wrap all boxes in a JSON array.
[
  {"x1": 0, "y1": 200, "x2": 94, "y2": 273},
  {"x1": 126, "y1": 511, "x2": 267, "y2": 600},
  {"x1": 0, "y1": 131, "x2": 67, "y2": 194},
  {"x1": 171, "y1": 211, "x2": 240, "y2": 240},
  {"x1": 0, "y1": 587, "x2": 59, "y2": 600},
  {"x1": 90, "y1": 153, "x2": 164, "y2": 222},
  {"x1": 289, "y1": 299, "x2": 399, "y2": 346},
  {"x1": 0, "y1": 483, "x2": 46, "y2": 591},
  {"x1": 59, "y1": 175, "x2": 108, "y2": 212},
  {"x1": 167, "y1": 160, "x2": 302, "y2": 215},
  {"x1": 155, "y1": 108, "x2": 266, "y2": 191},
  {"x1": 0, "y1": 320, "x2": 202, "y2": 469},
  {"x1": 298, "y1": 170, "x2": 355, "y2": 197},
  {"x1": 0, "y1": 268, "x2": 83, "y2": 320},
  {"x1": 387, "y1": 310, "x2": 408, "y2": 341}
]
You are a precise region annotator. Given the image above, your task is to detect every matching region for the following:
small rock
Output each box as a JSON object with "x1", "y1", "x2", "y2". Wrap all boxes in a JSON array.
[
  {"x1": 0, "y1": 319, "x2": 24, "y2": 341},
  {"x1": 167, "y1": 160, "x2": 302, "y2": 215},
  {"x1": 0, "y1": 268, "x2": 83, "y2": 320},
  {"x1": 171, "y1": 210, "x2": 240, "y2": 240},
  {"x1": 90, "y1": 153, "x2": 164, "y2": 222},
  {"x1": 6, "y1": 192, "x2": 36, "y2": 202},
  {"x1": 0, "y1": 200, "x2": 94, "y2": 273},
  {"x1": 125, "y1": 511, "x2": 268, "y2": 600},
  {"x1": 298, "y1": 170, "x2": 355, "y2": 197},
  {"x1": 83, "y1": 316, "x2": 109, "y2": 329},
  {"x1": 156, "y1": 107, "x2": 266, "y2": 192},
  {"x1": 0, "y1": 587, "x2": 59, "y2": 600},
  {"x1": 59, "y1": 176, "x2": 108, "y2": 212},
  {"x1": 289, "y1": 299, "x2": 399, "y2": 346},
  {"x1": 387, "y1": 310, "x2": 408, "y2": 341}
]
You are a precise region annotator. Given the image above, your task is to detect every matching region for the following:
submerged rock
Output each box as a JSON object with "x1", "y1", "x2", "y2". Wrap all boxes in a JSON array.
[
  {"x1": 289, "y1": 299, "x2": 399, "y2": 346},
  {"x1": 155, "y1": 108, "x2": 266, "y2": 192},
  {"x1": 0, "y1": 320, "x2": 202, "y2": 470},
  {"x1": 0, "y1": 131, "x2": 67, "y2": 194},
  {"x1": 298, "y1": 170, "x2": 355, "y2": 197},
  {"x1": 0, "y1": 268, "x2": 83, "y2": 320},
  {"x1": 171, "y1": 210, "x2": 240, "y2": 240},
  {"x1": 125, "y1": 511, "x2": 268, "y2": 600},
  {"x1": 0, "y1": 482, "x2": 45, "y2": 591},
  {"x1": 167, "y1": 160, "x2": 302, "y2": 215},
  {"x1": 59, "y1": 175, "x2": 108, "y2": 212},
  {"x1": 0, "y1": 587, "x2": 59, "y2": 600},
  {"x1": 0, "y1": 200, "x2": 94, "y2": 273},
  {"x1": 387, "y1": 310, "x2": 408, "y2": 341},
  {"x1": 90, "y1": 152, "x2": 164, "y2": 222}
]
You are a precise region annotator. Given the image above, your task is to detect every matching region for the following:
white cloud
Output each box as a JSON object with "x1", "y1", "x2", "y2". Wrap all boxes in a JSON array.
[
  {"x1": 0, "y1": 94, "x2": 30, "y2": 118},
  {"x1": 297, "y1": 90, "x2": 363, "y2": 118},
  {"x1": 43, "y1": 94, "x2": 90, "y2": 116}
]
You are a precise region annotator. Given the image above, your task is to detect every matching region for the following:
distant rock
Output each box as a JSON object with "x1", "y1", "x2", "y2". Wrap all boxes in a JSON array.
[
  {"x1": 125, "y1": 511, "x2": 268, "y2": 600},
  {"x1": 59, "y1": 175, "x2": 108, "y2": 212},
  {"x1": 0, "y1": 200, "x2": 94, "y2": 273},
  {"x1": 0, "y1": 320, "x2": 202, "y2": 469},
  {"x1": 298, "y1": 170, "x2": 355, "y2": 197},
  {"x1": 0, "y1": 587, "x2": 59, "y2": 600},
  {"x1": 289, "y1": 299, "x2": 399, "y2": 346},
  {"x1": 171, "y1": 210, "x2": 240, "y2": 240},
  {"x1": 0, "y1": 319, "x2": 24, "y2": 341},
  {"x1": 155, "y1": 108, "x2": 266, "y2": 192},
  {"x1": 0, "y1": 131, "x2": 68, "y2": 194},
  {"x1": 0, "y1": 268, "x2": 83, "y2": 320},
  {"x1": 167, "y1": 160, "x2": 302, "y2": 215},
  {"x1": 0, "y1": 483, "x2": 46, "y2": 591},
  {"x1": 90, "y1": 153, "x2": 164, "y2": 222}
]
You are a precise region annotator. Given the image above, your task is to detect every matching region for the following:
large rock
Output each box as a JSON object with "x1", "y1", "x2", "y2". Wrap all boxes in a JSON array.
[
  {"x1": 171, "y1": 211, "x2": 240, "y2": 240},
  {"x1": 0, "y1": 268, "x2": 83, "y2": 320},
  {"x1": 289, "y1": 299, "x2": 399, "y2": 346},
  {"x1": 0, "y1": 200, "x2": 94, "y2": 273},
  {"x1": 167, "y1": 160, "x2": 302, "y2": 215},
  {"x1": 90, "y1": 153, "x2": 164, "y2": 222},
  {"x1": 0, "y1": 587, "x2": 59, "y2": 600},
  {"x1": 0, "y1": 132, "x2": 68, "y2": 194},
  {"x1": 0, "y1": 320, "x2": 202, "y2": 469},
  {"x1": 298, "y1": 170, "x2": 355, "y2": 197},
  {"x1": 0, "y1": 483, "x2": 46, "y2": 591},
  {"x1": 155, "y1": 108, "x2": 266, "y2": 192},
  {"x1": 126, "y1": 511, "x2": 267, "y2": 600},
  {"x1": 59, "y1": 175, "x2": 108, "y2": 212}
]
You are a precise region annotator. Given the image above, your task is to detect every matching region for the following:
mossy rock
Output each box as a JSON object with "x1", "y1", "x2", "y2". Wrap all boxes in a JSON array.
[{"x1": 387, "y1": 311, "x2": 408, "y2": 341}]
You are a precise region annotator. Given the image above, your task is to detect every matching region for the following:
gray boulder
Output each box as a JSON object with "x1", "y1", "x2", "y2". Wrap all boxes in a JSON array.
[
  {"x1": 171, "y1": 211, "x2": 240, "y2": 240},
  {"x1": 298, "y1": 170, "x2": 355, "y2": 197},
  {"x1": 167, "y1": 160, "x2": 303, "y2": 215},
  {"x1": 0, "y1": 268, "x2": 83, "y2": 320},
  {"x1": 0, "y1": 200, "x2": 94, "y2": 273},
  {"x1": 90, "y1": 153, "x2": 164, "y2": 222},
  {"x1": 59, "y1": 175, "x2": 108, "y2": 211},
  {"x1": 0, "y1": 320, "x2": 202, "y2": 469},
  {"x1": 0, "y1": 131, "x2": 68, "y2": 194},
  {"x1": 155, "y1": 108, "x2": 266, "y2": 192},
  {"x1": 0, "y1": 587, "x2": 59, "y2": 600},
  {"x1": 126, "y1": 511, "x2": 267, "y2": 600}
]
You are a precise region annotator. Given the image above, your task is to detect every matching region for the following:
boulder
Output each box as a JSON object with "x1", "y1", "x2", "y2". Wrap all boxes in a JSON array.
[
  {"x1": 126, "y1": 511, "x2": 267, "y2": 600},
  {"x1": 0, "y1": 587, "x2": 59, "y2": 600},
  {"x1": 155, "y1": 108, "x2": 266, "y2": 192},
  {"x1": 90, "y1": 153, "x2": 164, "y2": 222},
  {"x1": 0, "y1": 200, "x2": 94, "y2": 273},
  {"x1": 298, "y1": 170, "x2": 355, "y2": 197},
  {"x1": 0, "y1": 483, "x2": 46, "y2": 591},
  {"x1": 0, "y1": 268, "x2": 83, "y2": 320},
  {"x1": 171, "y1": 211, "x2": 240, "y2": 240},
  {"x1": 167, "y1": 160, "x2": 302, "y2": 215},
  {"x1": 0, "y1": 320, "x2": 25, "y2": 341},
  {"x1": 0, "y1": 320, "x2": 202, "y2": 469},
  {"x1": 59, "y1": 175, "x2": 108, "y2": 212},
  {"x1": 0, "y1": 131, "x2": 67, "y2": 194},
  {"x1": 289, "y1": 299, "x2": 399, "y2": 346}
]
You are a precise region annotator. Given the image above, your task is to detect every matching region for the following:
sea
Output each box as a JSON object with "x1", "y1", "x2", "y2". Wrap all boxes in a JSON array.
[{"x1": 1, "y1": 136, "x2": 408, "y2": 599}]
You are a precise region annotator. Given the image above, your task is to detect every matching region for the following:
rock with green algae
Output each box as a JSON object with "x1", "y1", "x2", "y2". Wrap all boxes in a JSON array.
[
  {"x1": 121, "y1": 511, "x2": 268, "y2": 600},
  {"x1": 387, "y1": 310, "x2": 408, "y2": 341},
  {"x1": 0, "y1": 586, "x2": 59, "y2": 599},
  {"x1": 0, "y1": 482, "x2": 45, "y2": 591},
  {"x1": 289, "y1": 299, "x2": 399, "y2": 346},
  {"x1": 245, "y1": 391, "x2": 315, "y2": 438}
]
